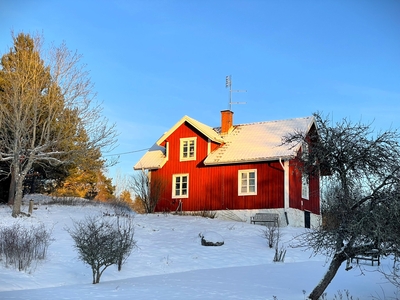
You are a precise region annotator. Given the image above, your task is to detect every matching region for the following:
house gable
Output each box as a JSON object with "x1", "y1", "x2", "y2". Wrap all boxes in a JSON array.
[
  {"x1": 156, "y1": 115, "x2": 224, "y2": 145},
  {"x1": 160, "y1": 121, "x2": 214, "y2": 166},
  {"x1": 134, "y1": 116, "x2": 223, "y2": 170}
]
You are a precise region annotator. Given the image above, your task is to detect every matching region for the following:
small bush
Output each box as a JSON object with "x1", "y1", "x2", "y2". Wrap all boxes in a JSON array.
[
  {"x1": 67, "y1": 214, "x2": 137, "y2": 284},
  {"x1": 273, "y1": 245, "x2": 286, "y2": 262},
  {"x1": 104, "y1": 199, "x2": 133, "y2": 215},
  {"x1": 0, "y1": 223, "x2": 52, "y2": 271},
  {"x1": 272, "y1": 289, "x2": 359, "y2": 300},
  {"x1": 46, "y1": 196, "x2": 94, "y2": 206},
  {"x1": 261, "y1": 223, "x2": 286, "y2": 262},
  {"x1": 319, "y1": 289, "x2": 359, "y2": 300},
  {"x1": 176, "y1": 210, "x2": 217, "y2": 219},
  {"x1": 46, "y1": 197, "x2": 135, "y2": 216},
  {"x1": 262, "y1": 223, "x2": 280, "y2": 248}
]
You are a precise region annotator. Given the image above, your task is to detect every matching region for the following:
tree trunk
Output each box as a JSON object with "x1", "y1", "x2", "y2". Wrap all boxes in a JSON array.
[
  {"x1": 118, "y1": 257, "x2": 122, "y2": 271},
  {"x1": 92, "y1": 267, "x2": 96, "y2": 284},
  {"x1": 95, "y1": 267, "x2": 102, "y2": 284},
  {"x1": 308, "y1": 252, "x2": 346, "y2": 300},
  {"x1": 7, "y1": 170, "x2": 15, "y2": 205},
  {"x1": 11, "y1": 174, "x2": 25, "y2": 217}
]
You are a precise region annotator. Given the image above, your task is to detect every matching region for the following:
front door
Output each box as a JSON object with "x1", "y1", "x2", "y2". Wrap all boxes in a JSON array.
[{"x1": 304, "y1": 211, "x2": 311, "y2": 228}]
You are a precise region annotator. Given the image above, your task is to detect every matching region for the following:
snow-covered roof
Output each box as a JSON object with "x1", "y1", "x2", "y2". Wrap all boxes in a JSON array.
[
  {"x1": 205, "y1": 116, "x2": 315, "y2": 165},
  {"x1": 133, "y1": 144, "x2": 167, "y2": 170},
  {"x1": 134, "y1": 115, "x2": 315, "y2": 169},
  {"x1": 155, "y1": 115, "x2": 224, "y2": 145}
]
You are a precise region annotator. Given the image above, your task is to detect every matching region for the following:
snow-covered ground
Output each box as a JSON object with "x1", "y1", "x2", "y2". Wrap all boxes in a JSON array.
[{"x1": 0, "y1": 196, "x2": 398, "y2": 300}]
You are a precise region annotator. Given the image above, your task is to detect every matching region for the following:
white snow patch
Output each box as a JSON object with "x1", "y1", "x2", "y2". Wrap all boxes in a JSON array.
[{"x1": 0, "y1": 195, "x2": 398, "y2": 299}]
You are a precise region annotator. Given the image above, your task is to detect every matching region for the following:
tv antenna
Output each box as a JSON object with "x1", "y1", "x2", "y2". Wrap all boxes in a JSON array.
[{"x1": 225, "y1": 75, "x2": 246, "y2": 110}]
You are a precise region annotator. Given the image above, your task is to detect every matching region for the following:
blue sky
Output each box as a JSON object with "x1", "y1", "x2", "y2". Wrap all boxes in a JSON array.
[{"x1": 1, "y1": 0, "x2": 400, "y2": 181}]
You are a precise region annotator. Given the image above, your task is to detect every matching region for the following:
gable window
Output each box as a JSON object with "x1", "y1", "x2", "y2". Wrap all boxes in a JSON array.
[
  {"x1": 172, "y1": 174, "x2": 189, "y2": 198},
  {"x1": 302, "y1": 174, "x2": 309, "y2": 200},
  {"x1": 238, "y1": 169, "x2": 257, "y2": 196},
  {"x1": 180, "y1": 138, "x2": 196, "y2": 161},
  {"x1": 301, "y1": 142, "x2": 309, "y2": 161}
]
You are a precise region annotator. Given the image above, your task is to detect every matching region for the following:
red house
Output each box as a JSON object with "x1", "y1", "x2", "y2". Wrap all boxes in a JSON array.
[{"x1": 134, "y1": 110, "x2": 321, "y2": 227}]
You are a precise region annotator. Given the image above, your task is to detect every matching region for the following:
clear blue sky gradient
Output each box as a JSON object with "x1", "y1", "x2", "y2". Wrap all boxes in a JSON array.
[{"x1": 1, "y1": 0, "x2": 400, "y2": 181}]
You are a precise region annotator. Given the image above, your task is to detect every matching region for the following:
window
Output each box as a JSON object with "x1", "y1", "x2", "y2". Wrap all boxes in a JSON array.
[
  {"x1": 302, "y1": 174, "x2": 309, "y2": 200},
  {"x1": 302, "y1": 142, "x2": 309, "y2": 161},
  {"x1": 172, "y1": 174, "x2": 189, "y2": 198},
  {"x1": 238, "y1": 169, "x2": 257, "y2": 195},
  {"x1": 180, "y1": 138, "x2": 196, "y2": 161}
]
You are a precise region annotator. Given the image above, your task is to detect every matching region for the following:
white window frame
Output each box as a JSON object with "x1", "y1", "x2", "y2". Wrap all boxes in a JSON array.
[
  {"x1": 172, "y1": 174, "x2": 189, "y2": 198},
  {"x1": 302, "y1": 141, "x2": 309, "y2": 161},
  {"x1": 238, "y1": 169, "x2": 257, "y2": 196},
  {"x1": 302, "y1": 173, "x2": 309, "y2": 200},
  {"x1": 180, "y1": 137, "x2": 197, "y2": 161}
]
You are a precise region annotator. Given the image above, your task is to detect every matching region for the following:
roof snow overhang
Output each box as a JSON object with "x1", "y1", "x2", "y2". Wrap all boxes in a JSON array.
[
  {"x1": 155, "y1": 115, "x2": 224, "y2": 145},
  {"x1": 133, "y1": 144, "x2": 167, "y2": 170}
]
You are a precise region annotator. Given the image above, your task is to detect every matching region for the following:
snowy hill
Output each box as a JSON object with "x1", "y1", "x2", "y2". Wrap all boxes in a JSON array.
[{"x1": 0, "y1": 196, "x2": 398, "y2": 299}]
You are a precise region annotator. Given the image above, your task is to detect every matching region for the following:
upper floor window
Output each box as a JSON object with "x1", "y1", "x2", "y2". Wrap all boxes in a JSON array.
[
  {"x1": 172, "y1": 174, "x2": 189, "y2": 198},
  {"x1": 302, "y1": 173, "x2": 309, "y2": 200},
  {"x1": 238, "y1": 169, "x2": 257, "y2": 196},
  {"x1": 301, "y1": 141, "x2": 309, "y2": 161},
  {"x1": 180, "y1": 137, "x2": 196, "y2": 161}
]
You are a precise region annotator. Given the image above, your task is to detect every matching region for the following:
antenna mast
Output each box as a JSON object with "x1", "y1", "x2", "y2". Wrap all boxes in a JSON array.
[{"x1": 225, "y1": 75, "x2": 246, "y2": 110}]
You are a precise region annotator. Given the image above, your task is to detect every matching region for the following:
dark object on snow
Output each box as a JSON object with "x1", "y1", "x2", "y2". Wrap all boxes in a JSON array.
[{"x1": 200, "y1": 231, "x2": 224, "y2": 246}]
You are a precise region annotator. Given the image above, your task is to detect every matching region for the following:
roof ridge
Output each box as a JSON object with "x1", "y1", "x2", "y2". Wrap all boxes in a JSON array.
[{"x1": 234, "y1": 116, "x2": 312, "y2": 127}]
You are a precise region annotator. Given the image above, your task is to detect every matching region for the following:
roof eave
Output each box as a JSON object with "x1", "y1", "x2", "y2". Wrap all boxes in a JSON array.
[
  {"x1": 204, "y1": 155, "x2": 295, "y2": 166},
  {"x1": 133, "y1": 158, "x2": 167, "y2": 171}
]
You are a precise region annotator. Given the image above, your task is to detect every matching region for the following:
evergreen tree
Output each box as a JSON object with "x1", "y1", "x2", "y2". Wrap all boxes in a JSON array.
[{"x1": 0, "y1": 32, "x2": 116, "y2": 216}]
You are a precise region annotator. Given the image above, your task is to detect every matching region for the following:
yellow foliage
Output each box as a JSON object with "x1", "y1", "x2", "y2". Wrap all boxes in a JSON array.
[
  {"x1": 131, "y1": 195, "x2": 146, "y2": 214},
  {"x1": 54, "y1": 168, "x2": 115, "y2": 201}
]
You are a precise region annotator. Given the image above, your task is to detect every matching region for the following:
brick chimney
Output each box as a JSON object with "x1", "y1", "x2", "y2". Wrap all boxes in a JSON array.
[{"x1": 221, "y1": 110, "x2": 233, "y2": 135}]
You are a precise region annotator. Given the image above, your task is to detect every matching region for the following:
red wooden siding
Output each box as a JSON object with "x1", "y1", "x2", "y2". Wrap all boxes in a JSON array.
[
  {"x1": 288, "y1": 163, "x2": 320, "y2": 215},
  {"x1": 151, "y1": 121, "x2": 320, "y2": 215},
  {"x1": 152, "y1": 161, "x2": 286, "y2": 212}
]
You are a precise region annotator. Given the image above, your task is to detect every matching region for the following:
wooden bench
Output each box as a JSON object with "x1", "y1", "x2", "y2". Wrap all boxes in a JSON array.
[
  {"x1": 250, "y1": 213, "x2": 279, "y2": 226},
  {"x1": 351, "y1": 249, "x2": 380, "y2": 266}
]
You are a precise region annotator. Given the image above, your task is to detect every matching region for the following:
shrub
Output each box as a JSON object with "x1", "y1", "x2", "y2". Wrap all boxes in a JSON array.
[
  {"x1": 67, "y1": 214, "x2": 136, "y2": 284},
  {"x1": 0, "y1": 223, "x2": 52, "y2": 271},
  {"x1": 103, "y1": 199, "x2": 133, "y2": 215},
  {"x1": 46, "y1": 196, "x2": 93, "y2": 206},
  {"x1": 176, "y1": 210, "x2": 217, "y2": 219},
  {"x1": 261, "y1": 223, "x2": 286, "y2": 262},
  {"x1": 131, "y1": 170, "x2": 165, "y2": 213},
  {"x1": 262, "y1": 223, "x2": 280, "y2": 249}
]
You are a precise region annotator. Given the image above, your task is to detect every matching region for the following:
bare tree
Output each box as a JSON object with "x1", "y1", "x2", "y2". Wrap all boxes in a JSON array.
[
  {"x1": 67, "y1": 214, "x2": 136, "y2": 284},
  {"x1": 0, "y1": 32, "x2": 117, "y2": 216},
  {"x1": 282, "y1": 112, "x2": 400, "y2": 300},
  {"x1": 131, "y1": 169, "x2": 164, "y2": 213},
  {"x1": 113, "y1": 170, "x2": 131, "y2": 198}
]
